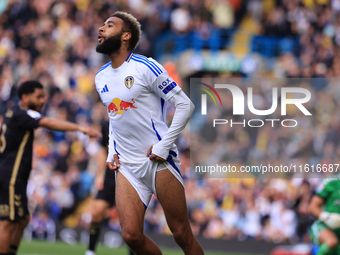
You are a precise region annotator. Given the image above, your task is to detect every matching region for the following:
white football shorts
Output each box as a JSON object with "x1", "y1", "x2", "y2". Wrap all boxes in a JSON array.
[{"x1": 117, "y1": 154, "x2": 184, "y2": 209}]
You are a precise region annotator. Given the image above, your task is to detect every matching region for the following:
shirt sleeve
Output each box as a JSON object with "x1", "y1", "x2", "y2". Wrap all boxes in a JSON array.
[
  {"x1": 144, "y1": 58, "x2": 181, "y2": 101},
  {"x1": 316, "y1": 180, "x2": 332, "y2": 199},
  {"x1": 15, "y1": 109, "x2": 42, "y2": 129},
  {"x1": 151, "y1": 90, "x2": 195, "y2": 160}
]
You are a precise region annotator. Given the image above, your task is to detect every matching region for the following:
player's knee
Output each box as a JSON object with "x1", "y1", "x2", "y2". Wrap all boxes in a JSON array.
[
  {"x1": 18, "y1": 217, "x2": 30, "y2": 230},
  {"x1": 91, "y1": 207, "x2": 104, "y2": 223},
  {"x1": 172, "y1": 224, "x2": 191, "y2": 246},
  {"x1": 0, "y1": 220, "x2": 15, "y2": 232},
  {"x1": 325, "y1": 236, "x2": 338, "y2": 249},
  {"x1": 122, "y1": 230, "x2": 143, "y2": 246}
]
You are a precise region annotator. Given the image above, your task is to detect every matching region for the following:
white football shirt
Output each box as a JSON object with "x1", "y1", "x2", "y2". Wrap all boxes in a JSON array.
[{"x1": 95, "y1": 52, "x2": 181, "y2": 164}]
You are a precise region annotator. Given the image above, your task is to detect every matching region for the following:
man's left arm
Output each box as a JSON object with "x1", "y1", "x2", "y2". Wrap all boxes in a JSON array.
[
  {"x1": 143, "y1": 59, "x2": 194, "y2": 161},
  {"x1": 149, "y1": 90, "x2": 195, "y2": 161}
]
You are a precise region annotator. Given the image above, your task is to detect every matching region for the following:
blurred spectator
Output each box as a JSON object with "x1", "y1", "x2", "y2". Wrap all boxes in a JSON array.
[{"x1": 30, "y1": 210, "x2": 56, "y2": 242}]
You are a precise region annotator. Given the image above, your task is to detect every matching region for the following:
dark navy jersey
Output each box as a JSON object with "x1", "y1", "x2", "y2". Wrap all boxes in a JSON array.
[
  {"x1": 0, "y1": 105, "x2": 42, "y2": 182},
  {"x1": 101, "y1": 120, "x2": 109, "y2": 150},
  {"x1": 100, "y1": 120, "x2": 115, "y2": 182}
]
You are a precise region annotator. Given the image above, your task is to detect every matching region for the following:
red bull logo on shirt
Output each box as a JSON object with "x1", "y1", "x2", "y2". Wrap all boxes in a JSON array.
[{"x1": 108, "y1": 98, "x2": 138, "y2": 115}]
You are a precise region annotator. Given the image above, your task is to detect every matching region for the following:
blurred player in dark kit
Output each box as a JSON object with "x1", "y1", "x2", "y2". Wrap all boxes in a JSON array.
[
  {"x1": 0, "y1": 80, "x2": 101, "y2": 255},
  {"x1": 85, "y1": 118, "x2": 134, "y2": 255}
]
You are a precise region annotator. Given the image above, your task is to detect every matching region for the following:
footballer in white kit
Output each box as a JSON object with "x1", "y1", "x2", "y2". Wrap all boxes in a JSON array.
[
  {"x1": 95, "y1": 11, "x2": 204, "y2": 255},
  {"x1": 95, "y1": 52, "x2": 184, "y2": 208}
]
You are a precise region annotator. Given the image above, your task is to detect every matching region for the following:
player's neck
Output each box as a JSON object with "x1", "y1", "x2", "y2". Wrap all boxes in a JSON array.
[
  {"x1": 19, "y1": 101, "x2": 28, "y2": 110},
  {"x1": 108, "y1": 49, "x2": 131, "y2": 69}
]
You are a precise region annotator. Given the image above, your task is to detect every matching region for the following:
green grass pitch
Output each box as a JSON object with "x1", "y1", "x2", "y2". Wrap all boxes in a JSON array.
[{"x1": 17, "y1": 240, "x2": 252, "y2": 255}]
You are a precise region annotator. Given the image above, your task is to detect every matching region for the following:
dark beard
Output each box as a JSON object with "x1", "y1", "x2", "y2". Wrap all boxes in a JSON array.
[
  {"x1": 28, "y1": 102, "x2": 38, "y2": 111},
  {"x1": 96, "y1": 32, "x2": 123, "y2": 55}
]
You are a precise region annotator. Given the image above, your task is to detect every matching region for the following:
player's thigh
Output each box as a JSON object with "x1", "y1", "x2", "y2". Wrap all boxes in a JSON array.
[
  {"x1": 16, "y1": 214, "x2": 29, "y2": 229},
  {"x1": 319, "y1": 228, "x2": 339, "y2": 248},
  {"x1": 0, "y1": 220, "x2": 15, "y2": 232},
  {"x1": 91, "y1": 199, "x2": 110, "y2": 220},
  {"x1": 115, "y1": 171, "x2": 145, "y2": 233},
  {"x1": 155, "y1": 169, "x2": 190, "y2": 231}
]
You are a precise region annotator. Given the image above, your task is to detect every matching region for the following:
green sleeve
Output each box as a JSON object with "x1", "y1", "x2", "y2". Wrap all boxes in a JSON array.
[{"x1": 316, "y1": 180, "x2": 332, "y2": 199}]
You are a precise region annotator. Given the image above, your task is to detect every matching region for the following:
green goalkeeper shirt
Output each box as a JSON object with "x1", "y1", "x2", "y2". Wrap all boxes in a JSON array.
[{"x1": 316, "y1": 177, "x2": 340, "y2": 213}]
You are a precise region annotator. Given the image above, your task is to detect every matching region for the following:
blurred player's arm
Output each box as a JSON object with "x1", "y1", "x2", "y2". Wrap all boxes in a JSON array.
[
  {"x1": 95, "y1": 146, "x2": 107, "y2": 190},
  {"x1": 309, "y1": 195, "x2": 324, "y2": 218},
  {"x1": 309, "y1": 195, "x2": 340, "y2": 229},
  {"x1": 149, "y1": 90, "x2": 194, "y2": 161},
  {"x1": 39, "y1": 117, "x2": 101, "y2": 137}
]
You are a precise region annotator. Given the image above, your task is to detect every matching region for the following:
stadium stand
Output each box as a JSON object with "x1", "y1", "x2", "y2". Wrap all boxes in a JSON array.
[{"x1": 0, "y1": 0, "x2": 339, "y2": 252}]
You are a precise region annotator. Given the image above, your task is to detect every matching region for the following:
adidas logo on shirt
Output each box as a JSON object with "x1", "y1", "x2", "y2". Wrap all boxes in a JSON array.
[{"x1": 101, "y1": 84, "x2": 109, "y2": 93}]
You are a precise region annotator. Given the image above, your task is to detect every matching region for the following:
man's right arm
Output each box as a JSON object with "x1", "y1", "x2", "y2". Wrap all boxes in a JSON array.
[
  {"x1": 309, "y1": 194, "x2": 340, "y2": 229},
  {"x1": 95, "y1": 146, "x2": 107, "y2": 190},
  {"x1": 309, "y1": 195, "x2": 324, "y2": 218},
  {"x1": 39, "y1": 117, "x2": 101, "y2": 137}
]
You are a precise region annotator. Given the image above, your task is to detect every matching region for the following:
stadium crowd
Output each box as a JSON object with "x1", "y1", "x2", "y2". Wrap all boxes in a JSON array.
[
  {"x1": 0, "y1": 0, "x2": 339, "y2": 245},
  {"x1": 259, "y1": 0, "x2": 339, "y2": 78}
]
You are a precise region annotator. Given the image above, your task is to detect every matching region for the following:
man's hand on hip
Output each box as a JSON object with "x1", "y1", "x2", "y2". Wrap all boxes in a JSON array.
[
  {"x1": 147, "y1": 145, "x2": 166, "y2": 162},
  {"x1": 107, "y1": 154, "x2": 120, "y2": 171}
]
